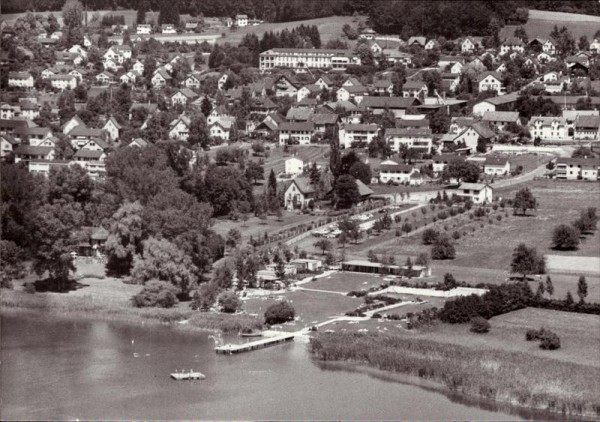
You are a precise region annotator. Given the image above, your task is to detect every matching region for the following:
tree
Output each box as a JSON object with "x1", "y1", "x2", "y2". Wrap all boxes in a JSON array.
[
  {"x1": 476, "y1": 137, "x2": 488, "y2": 153},
  {"x1": 512, "y1": 187, "x2": 537, "y2": 216},
  {"x1": 348, "y1": 161, "x2": 372, "y2": 185},
  {"x1": 217, "y1": 291, "x2": 242, "y2": 313},
  {"x1": 0, "y1": 240, "x2": 26, "y2": 288},
  {"x1": 245, "y1": 161, "x2": 264, "y2": 184},
  {"x1": 314, "y1": 238, "x2": 332, "y2": 255},
  {"x1": 430, "y1": 108, "x2": 450, "y2": 134},
  {"x1": 132, "y1": 279, "x2": 179, "y2": 308},
  {"x1": 550, "y1": 25, "x2": 576, "y2": 58},
  {"x1": 200, "y1": 97, "x2": 212, "y2": 117},
  {"x1": 334, "y1": 175, "x2": 360, "y2": 209},
  {"x1": 62, "y1": 0, "x2": 84, "y2": 47},
  {"x1": 470, "y1": 317, "x2": 490, "y2": 333},
  {"x1": 510, "y1": 243, "x2": 545, "y2": 280},
  {"x1": 552, "y1": 224, "x2": 580, "y2": 250},
  {"x1": 431, "y1": 235, "x2": 455, "y2": 260},
  {"x1": 158, "y1": 0, "x2": 180, "y2": 26},
  {"x1": 441, "y1": 160, "x2": 480, "y2": 183},
  {"x1": 577, "y1": 275, "x2": 588, "y2": 303},
  {"x1": 264, "y1": 301, "x2": 295, "y2": 325},
  {"x1": 188, "y1": 114, "x2": 210, "y2": 147},
  {"x1": 226, "y1": 228, "x2": 242, "y2": 249},
  {"x1": 136, "y1": 1, "x2": 148, "y2": 24},
  {"x1": 267, "y1": 169, "x2": 277, "y2": 198},
  {"x1": 105, "y1": 202, "x2": 145, "y2": 277},
  {"x1": 578, "y1": 35, "x2": 590, "y2": 51},
  {"x1": 545, "y1": 276, "x2": 554, "y2": 296},
  {"x1": 131, "y1": 237, "x2": 198, "y2": 298}
]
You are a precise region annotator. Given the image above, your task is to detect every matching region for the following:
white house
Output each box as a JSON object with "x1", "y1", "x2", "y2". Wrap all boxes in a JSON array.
[
  {"x1": 209, "y1": 118, "x2": 234, "y2": 141},
  {"x1": 207, "y1": 107, "x2": 232, "y2": 125},
  {"x1": 483, "y1": 157, "x2": 510, "y2": 176},
  {"x1": 481, "y1": 111, "x2": 520, "y2": 131},
  {"x1": 1, "y1": 134, "x2": 19, "y2": 158},
  {"x1": 161, "y1": 24, "x2": 176, "y2": 34},
  {"x1": 336, "y1": 85, "x2": 368, "y2": 103},
  {"x1": 528, "y1": 116, "x2": 567, "y2": 141},
  {"x1": 151, "y1": 69, "x2": 172, "y2": 88},
  {"x1": 285, "y1": 157, "x2": 304, "y2": 176},
  {"x1": 168, "y1": 115, "x2": 191, "y2": 141},
  {"x1": 136, "y1": 24, "x2": 152, "y2": 34},
  {"x1": 171, "y1": 88, "x2": 199, "y2": 106},
  {"x1": 555, "y1": 157, "x2": 599, "y2": 180},
  {"x1": 235, "y1": 14, "x2": 249, "y2": 27},
  {"x1": 96, "y1": 71, "x2": 114, "y2": 85},
  {"x1": 338, "y1": 123, "x2": 378, "y2": 148},
  {"x1": 500, "y1": 37, "x2": 525, "y2": 54},
  {"x1": 103, "y1": 45, "x2": 132, "y2": 64},
  {"x1": 49, "y1": 75, "x2": 77, "y2": 90},
  {"x1": 376, "y1": 160, "x2": 418, "y2": 185},
  {"x1": 402, "y1": 80, "x2": 428, "y2": 99},
  {"x1": 590, "y1": 38, "x2": 600, "y2": 54},
  {"x1": 284, "y1": 176, "x2": 317, "y2": 210},
  {"x1": 132, "y1": 60, "x2": 145, "y2": 74},
  {"x1": 102, "y1": 116, "x2": 121, "y2": 142},
  {"x1": 451, "y1": 183, "x2": 493, "y2": 204},
  {"x1": 460, "y1": 37, "x2": 482, "y2": 53},
  {"x1": 278, "y1": 122, "x2": 315, "y2": 145},
  {"x1": 183, "y1": 73, "x2": 201, "y2": 89},
  {"x1": 8, "y1": 72, "x2": 34, "y2": 89},
  {"x1": 385, "y1": 128, "x2": 433, "y2": 154},
  {"x1": 477, "y1": 71, "x2": 504, "y2": 95}
]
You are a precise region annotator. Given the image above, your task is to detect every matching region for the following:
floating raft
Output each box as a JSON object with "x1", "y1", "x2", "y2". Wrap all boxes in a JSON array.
[
  {"x1": 170, "y1": 371, "x2": 206, "y2": 380},
  {"x1": 215, "y1": 333, "x2": 295, "y2": 355}
]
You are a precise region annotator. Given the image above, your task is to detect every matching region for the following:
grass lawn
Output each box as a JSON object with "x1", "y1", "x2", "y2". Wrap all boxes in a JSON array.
[
  {"x1": 500, "y1": 9, "x2": 600, "y2": 40},
  {"x1": 215, "y1": 15, "x2": 362, "y2": 46},
  {"x1": 242, "y1": 289, "x2": 362, "y2": 331},
  {"x1": 262, "y1": 144, "x2": 329, "y2": 177},
  {"x1": 211, "y1": 211, "x2": 316, "y2": 239},
  {"x1": 304, "y1": 272, "x2": 387, "y2": 293}
]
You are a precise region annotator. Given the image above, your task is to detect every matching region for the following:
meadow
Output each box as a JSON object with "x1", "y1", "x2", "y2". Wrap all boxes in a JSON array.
[
  {"x1": 500, "y1": 9, "x2": 600, "y2": 40},
  {"x1": 311, "y1": 307, "x2": 600, "y2": 417}
]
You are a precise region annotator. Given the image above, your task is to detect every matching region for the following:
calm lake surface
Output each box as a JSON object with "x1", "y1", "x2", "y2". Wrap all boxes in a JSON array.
[{"x1": 0, "y1": 314, "x2": 536, "y2": 420}]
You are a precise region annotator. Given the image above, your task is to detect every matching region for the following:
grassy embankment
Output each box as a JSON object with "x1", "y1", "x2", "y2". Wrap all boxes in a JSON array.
[
  {"x1": 2, "y1": 262, "x2": 262, "y2": 333},
  {"x1": 500, "y1": 9, "x2": 600, "y2": 40},
  {"x1": 311, "y1": 307, "x2": 600, "y2": 418}
]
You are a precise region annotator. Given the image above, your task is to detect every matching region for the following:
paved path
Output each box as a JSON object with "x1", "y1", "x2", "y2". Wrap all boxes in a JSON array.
[{"x1": 294, "y1": 286, "x2": 348, "y2": 296}]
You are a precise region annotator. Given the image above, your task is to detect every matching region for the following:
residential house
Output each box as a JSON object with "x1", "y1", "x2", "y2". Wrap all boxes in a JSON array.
[
  {"x1": 285, "y1": 157, "x2": 305, "y2": 175},
  {"x1": 278, "y1": 122, "x2": 315, "y2": 145},
  {"x1": 272, "y1": 74, "x2": 301, "y2": 97},
  {"x1": 473, "y1": 92, "x2": 519, "y2": 115},
  {"x1": 477, "y1": 71, "x2": 504, "y2": 95},
  {"x1": 336, "y1": 85, "x2": 369, "y2": 103},
  {"x1": 161, "y1": 24, "x2": 176, "y2": 34},
  {"x1": 17, "y1": 127, "x2": 53, "y2": 146},
  {"x1": 460, "y1": 37, "x2": 483, "y2": 53},
  {"x1": 574, "y1": 115, "x2": 600, "y2": 140},
  {"x1": 235, "y1": 14, "x2": 249, "y2": 27},
  {"x1": 442, "y1": 122, "x2": 495, "y2": 152},
  {"x1": 132, "y1": 60, "x2": 145, "y2": 74},
  {"x1": 136, "y1": 24, "x2": 151, "y2": 34},
  {"x1": 311, "y1": 113, "x2": 339, "y2": 133},
  {"x1": 49, "y1": 74, "x2": 77, "y2": 90},
  {"x1": 102, "y1": 116, "x2": 121, "y2": 142},
  {"x1": 251, "y1": 97, "x2": 278, "y2": 115},
  {"x1": 425, "y1": 39, "x2": 440, "y2": 50},
  {"x1": 315, "y1": 75, "x2": 334, "y2": 91},
  {"x1": 359, "y1": 96, "x2": 417, "y2": 118},
  {"x1": 171, "y1": 88, "x2": 199, "y2": 106},
  {"x1": 555, "y1": 157, "x2": 599, "y2": 180},
  {"x1": 62, "y1": 115, "x2": 86, "y2": 135},
  {"x1": 0, "y1": 134, "x2": 19, "y2": 158},
  {"x1": 8, "y1": 72, "x2": 34, "y2": 89},
  {"x1": 217, "y1": 73, "x2": 229, "y2": 90},
  {"x1": 528, "y1": 116, "x2": 567, "y2": 141},
  {"x1": 68, "y1": 126, "x2": 106, "y2": 149},
  {"x1": 590, "y1": 38, "x2": 600, "y2": 54},
  {"x1": 372, "y1": 79, "x2": 393, "y2": 95},
  {"x1": 13, "y1": 145, "x2": 55, "y2": 163},
  {"x1": 209, "y1": 118, "x2": 235, "y2": 141},
  {"x1": 432, "y1": 154, "x2": 465, "y2": 174},
  {"x1": 253, "y1": 112, "x2": 285, "y2": 137},
  {"x1": 385, "y1": 128, "x2": 433, "y2": 153},
  {"x1": 168, "y1": 115, "x2": 191, "y2": 141},
  {"x1": 484, "y1": 157, "x2": 510, "y2": 176},
  {"x1": 96, "y1": 71, "x2": 115, "y2": 85},
  {"x1": 183, "y1": 73, "x2": 201, "y2": 89},
  {"x1": 151, "y1": 69, "x2": 172, "y2": 88},
  {"x1": 284, "y1": 176, "x2": 316, "y2": 209},
  {"x1": 185, "y1": 22, "x2": 199, "y2": 32},
  {"x1": 0, "y1": 119, "x2": 29, "y2": 135},
  {"x1": 482, "y1": 111, "x2": 520, "y2": 131},
  {"x1": 381, "y1": 49, "x2": 412, "y2": 66},
  {"x1": 128, "y1": 138, "x2": 148, "y2": 148},
  {"x1": 342, "y1": 77, "x2": 361, "y2": 87},
  {"x1": 69, "y1": 69, "x2": 86, "y2": 81},
  {"x1": 375, "y1": 160, "x2": 419, "y2": 185},
  {"x1": 338, "y1": 123, "x2": 378, "y2": 148},
  {"x1": 297, "y1": 84, "x2": 321, "y2": 102},
  {"x1": 207, "y1": 107, "x2": 233, "y2": 125},
  {"x1": 500, "y1": 37, "x2": 525, "y2": 54},
  {"x1": 451, "y1": 183, "x2": 492, "y2": 204},
  {"x1": 402, "y1": 80, "x2": 428, "y2": 99},
  {"x1": 528, "y1": 38, "x2": 556, "y2": 55}
]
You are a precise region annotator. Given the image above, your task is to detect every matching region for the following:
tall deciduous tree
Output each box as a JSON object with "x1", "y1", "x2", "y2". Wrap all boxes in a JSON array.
[
  {"x1": 61, "y1": 0, "x2": 84, "y2": 47},
  {"x1": 513, "y1": 187, "x2": 537, "y2": 216},
  {"x1": 577, "y1": 275, "x2": 588, "y2": 303},
  {"x1": 334, "y1": 175, "x2": 360, "y2": 209},
  {"x1": 105, "y1": 202, "x2": 146, "y2": 276},
  {"x1": 510, "y1": 243, "x2": 545, "y2": 280}
]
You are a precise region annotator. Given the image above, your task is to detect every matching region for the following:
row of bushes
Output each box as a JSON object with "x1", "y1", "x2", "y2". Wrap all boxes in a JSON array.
[{"x1": 526, "y1": 328, "x2": 561, "y2": 350}]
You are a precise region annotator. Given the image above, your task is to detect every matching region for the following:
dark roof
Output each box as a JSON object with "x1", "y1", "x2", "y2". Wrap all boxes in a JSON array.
[
  {"x1": 291, "y1": 176, "x2": 316, "y2": 194},
  {"x1": 14, "y1": 145, "x2": 53, "y2": 155},
  {"x1": 379, "y1": 163, "x2": 414, "y2": 173},
  {"x1": 279, "y1": 122, "x2": 315, "y2": 131},
  {"x1": 359, "y1": 96, "x2": 416, "y2": 110},
  {"x1": 385, "y1": 127, "x2": 431, "y2": 137},
  {"x1": 311, "y1": 113, "x2": 338, "y2": 125},
  {"x1": 575, "y1": 115, "x2": 600, "y2": 128},
  {"x1": 484, "y1": 157, "x2": 509, "y2": 166},
  {"x1": 433, "y1": 154, "x2": 465, "y2": 163},
  {"x1": 0, "y1": 119, "x2": 28, "y2": 129},
  {"x1": 74, "y1": 149, "x2": 104, "y2": 159},
  {"x1": 396, "y1": 118, "x2": 430, "y2": 128}
]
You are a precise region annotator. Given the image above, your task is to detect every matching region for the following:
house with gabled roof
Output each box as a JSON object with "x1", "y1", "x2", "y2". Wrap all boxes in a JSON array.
[
  {"x1": 339, "y1": 123, "x2": 378, "y2": 148},
  {"x1": 500, "y1": 37, "x2": 525, "y2": 54},
  {"x1": 432, "y1": 153, "x2": 465, "y2": 174},
  {"x1": 315, "y1": 75, "x2": 334, "y2": 90},
  {"x1": 102, "y1": 116, "x2": 122, "y2": 142},
  {"x1": 451, "y1": 182, "x2": 492, "y2": 204},
  {"x1": 284, "y1": 176, "x2": 317, "y2": 209},
  {"x1": 555, "y1": 157, "x2": 600, "y2": 180},
  {"x1": 96, "y1": 71, "x2": 115, "y2": 85},
  {"x1": 373, "y1": 79, "x2": 393, "y2": 95},
  {"x1": 1, "y1": 134, "x2": 19, "y2": 158},
  {"x1": 253, "y1": 112, "x2": 285, "y2": 137},
  {"x1": 407, "y1": 36, "x2": 426, "y2": 47},
  {"x1": 14, "y1": 145, "x2": 55, "y2": 163},
  {"x1": 8, "y1": 72, "x2": 34, "y2": 89},
  {"x1": 151, "y1": 68, "x2": 172, "y2": 88},
  {"x1": 311, "y1": 113, "x2": 339, "y2": 133},
  {"x1": 171, "y1": 88, "x2": 199, "y2": 107},
  {"x1": 402, "y1": 80, "x2": 428, "y2": 99},
  {"x1": 385, "y1": 127, "x2": 433, "y2": 153},
  {"x1": 286, "y1": 106, "x2": 313, "y2": 122},
  {"x1": 484, "y1": 156, "x2": 510, "y2": 176},
  {"x1": 359, "y1": 96, "x2": 417, "y2": 117},
  {"x1": 272, "y1": 74, "x2": 301, "y2": 97},
  {"x1": 297, "y1": 84, "x2": 321, "y2": 103},
  {"x1": 183, "y1": 73, "x2": 201, "y2": 89},
  {"x1": 336, "y1": 84, "x2": 369, "y2": 103},
  {"x1": 574, "y1": 115, "x2": 600, "y2": 140},
  {"x1": 169, "y1": 115, "x2": 191, "y2": 141},
  {"x1": 528, "y1": 116, "x2": 567, "y2": 141},
  {"x1": 62, "y1": 115, "x2": 86, "y2": 135},
  {"x1": 477, "y1": 71, "x2": 504, "y2": 95},
  {"x1": 128, "y1": 138, "x2": 149, "y2": 148},
  {"x1": 425, "y1": 39, "x2": 440, "y2": 50},
  {"x1": 68, "y1": 126, "x2": 107, "y2": 149},
  {"x1": 375, "y1": 159, "x2": 419, "y2": 185},
  {"x1": 460, "y1": 36, "x2": 483, "y2": 53},
  {"x1": 278, "y1": 122, "x2": 315, "y2": 145},
  {"x1": 482, "y1": 111, "x2": 520, "y2": 131},
  {"x1": 209, "y1": 117, "x2": 235, "y2": 141},
  {"x1": 207, "y1": 106, "x2": 233, "y2": 125}
]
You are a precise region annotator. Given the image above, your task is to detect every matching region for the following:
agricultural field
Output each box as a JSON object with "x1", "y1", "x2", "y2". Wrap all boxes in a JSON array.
[
  {"x1": 214, "y1": 15, "x2": 362, "y2": 46},
  {"x1": 500, "y1": 9, "x2": 600, "y2": 40}
]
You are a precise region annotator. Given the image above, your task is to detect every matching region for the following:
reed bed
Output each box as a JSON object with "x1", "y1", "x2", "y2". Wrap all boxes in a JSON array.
[
  {"x1": 310, "y1": 332, "x2": 600, "y2": 418},
  {"x1": 1, "y1": 289, "x2": 262, "y2": 333}
]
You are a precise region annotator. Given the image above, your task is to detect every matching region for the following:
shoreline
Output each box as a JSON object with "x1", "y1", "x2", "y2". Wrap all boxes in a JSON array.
[
  {"x1": 0, "y1": 289, "x2": 263, "y2": 334},
  {"x1": 310, "y1": 332, "x2": 600, "y2": 419}
]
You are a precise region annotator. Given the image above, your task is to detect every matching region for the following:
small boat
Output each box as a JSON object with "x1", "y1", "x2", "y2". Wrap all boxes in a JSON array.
[
  {"x1": 170, "y1": 371, "x2": 206, "y2": 380},
  {"x1": 240, "y1": 330, "x2": 263, "y2": 338}
]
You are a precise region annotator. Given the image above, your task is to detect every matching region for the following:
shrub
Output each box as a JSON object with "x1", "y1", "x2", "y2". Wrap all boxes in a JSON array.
[
  {"x1": 552, "y1": 224, "x2": 580, "y2": 250},
  {"x1": 422, "y1": 228, "x2": 439, "y2": 245},
  {"x1": 526, "y1": 328, "x2": 543, "y2": 341},
  {"x1": 452, "y1": 231, "x2": 461, "y2": 240},
  {"x1": 539, "y1": 331, "x2": 561, "y2": 350},
  {"x1": 264, "y1": 301, "x2": 295, "y2": 325},
  {"x1": 431, "y1": 235, "x2": 456, "y2": 260},
  {"x1": 470, "y1": 317, "x2": 491, "y2": 333},
  {"x1": 132, "y1": 280, "x2": 179, "y2": 308},
  {"x1": 24, "y1": 282, "x2": 36, "y2": 294},
  {"x1": 217, "y1": 291, "x2": 242, "y2": 313}
]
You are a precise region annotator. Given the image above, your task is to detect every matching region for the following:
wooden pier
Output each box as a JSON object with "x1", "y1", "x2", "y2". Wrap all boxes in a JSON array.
[{"x1": 215, "y1": 333, "x2": 295, "y2": 355}]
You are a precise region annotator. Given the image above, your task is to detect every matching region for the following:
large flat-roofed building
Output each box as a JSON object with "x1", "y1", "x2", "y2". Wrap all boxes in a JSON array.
[{"x1": 259, "y1": 48, "x2": 360, "y2": 72}]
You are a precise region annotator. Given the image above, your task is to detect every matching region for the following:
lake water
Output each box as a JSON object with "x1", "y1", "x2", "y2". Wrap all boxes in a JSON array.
[{"x1": 0, "y1": 314, "x2": 547, "y2": 420}]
